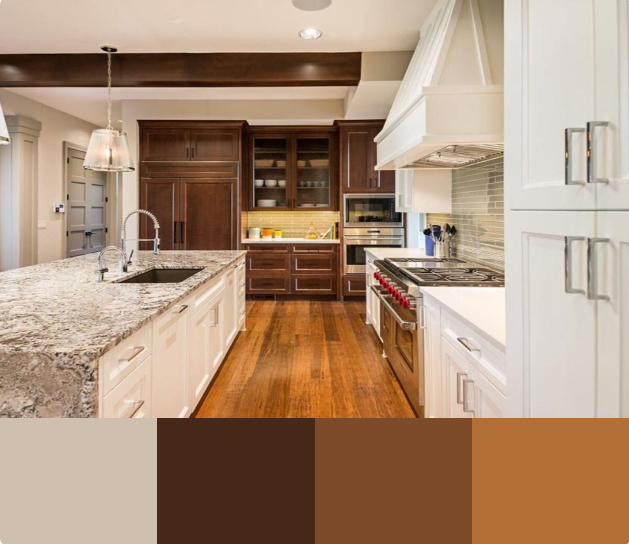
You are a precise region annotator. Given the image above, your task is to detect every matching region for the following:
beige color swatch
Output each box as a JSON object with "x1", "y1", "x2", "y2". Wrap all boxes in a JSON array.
[{"x1": 0, "y1": 420, "x2": 156, "y2": 544}]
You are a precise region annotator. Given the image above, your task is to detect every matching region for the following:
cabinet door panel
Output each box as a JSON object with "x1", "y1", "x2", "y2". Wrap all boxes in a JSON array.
[
  {"x1": 139, "y1": 178, "x2": 179, "y2": 251},
  {"x1": 224, "y1": 267, "x2": 239, "y2": 347},
  {"x1": 371, "y1": 127, "x2": 395, "y2": 192},
  {"x1": 441, "y1": 338, "x2": 472, "y2": 419},
  {"x1": 189, "y1": 302, "x2": 213, "y2": 408},
  {"x1": 291, "y1": 254, "x2": 336, "y2": 274},
  {"x1": 341, "y1": 128, "x2": 372, "y2": 192},
  {"x1": 142, "y1": 129, "x2": 190, "y2": 161},
  {"x1": 507, "y1": 211, "x2": 597, "y2": 417},
  {"x1": 153, "y1": 304, "x2": 189, "y2": 418},
  {"x1": 180, "y1": 179, "x2": 236, "y2": 250},
  {"x1": 191, "y1": 130, "x2": 240, "y2": 161},
  {"x1": 293, "y1": 275, "x2": 337, "y2": 295},
  {"x1": 506, "y1": 0, "x2": 597, "y2": 210},
  {"x1": 472, "y1": 368, "x2": 506, "y2": 419}
]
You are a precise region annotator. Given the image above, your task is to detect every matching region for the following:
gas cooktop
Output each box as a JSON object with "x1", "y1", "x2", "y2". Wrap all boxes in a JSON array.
[{"x1": 385, "y1": 257, "x2": 468, "y2": 269}]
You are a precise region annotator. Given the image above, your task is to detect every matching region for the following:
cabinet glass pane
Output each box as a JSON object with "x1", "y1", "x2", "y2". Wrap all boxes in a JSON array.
[
  {"x1": 253, "y1": 138, "x2": 288, "y2": 208},
  {"x1": 296, "y1": 138, "x2": 330, "y2": 209}
]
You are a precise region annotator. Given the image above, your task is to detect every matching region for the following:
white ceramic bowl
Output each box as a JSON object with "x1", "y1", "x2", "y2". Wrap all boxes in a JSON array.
[
  {"x1": 254, "y1": 179, "x2": 265, "y2": 188},
  {"x1": 257, "y1": 199, "x2": 277, "y2": 207},
  {"x1": 278, "y1": 180, "x2": 286, "y2": 188},
  {"x1": 265, "y1": 179, "x2": 278, "y2": 187}
]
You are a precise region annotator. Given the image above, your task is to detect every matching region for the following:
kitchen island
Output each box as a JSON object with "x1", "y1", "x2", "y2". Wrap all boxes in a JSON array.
[{"x1": 0, "y1": 250, "x2": 246, "y2": 418}]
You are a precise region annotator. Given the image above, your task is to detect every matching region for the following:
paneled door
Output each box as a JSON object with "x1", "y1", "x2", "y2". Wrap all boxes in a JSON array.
[
  {"x1": 441, "y1": 338, "x2": 472, "y2": 419},
  {"x1": 371, "y1": 126, "x2": 395, "y2": 192},
  {"x1": 340, "y1": 126, "x2": 372, "y2": 193},
  {"x1": 190, "y1": 130, "x2": 240, "y2": 161},
  {"x1": 595, "y1": 213, "x2": 629, "y2": 417},
  {"x1": 139, "y1": 178, "x2": 179, "y2": 251},
  {"x1": 505, "y1": 0, "x2": 598, "y2": 210},
  {"x1": 506, "y1": 211, "x2": 597, "y2": 417},
  {"x1": 141, "y1": 128, "x2": 191, "y2": 161},
  {"x1": 66, "y1": 147, "x2": 107, "y2": 257},
  {"x1": 180, "y1": 179, "x2": 237, "y2": 250}
]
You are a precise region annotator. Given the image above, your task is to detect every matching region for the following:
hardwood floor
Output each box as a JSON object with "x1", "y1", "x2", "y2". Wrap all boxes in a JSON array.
[{"x1": 194, "y1": 301, "x2": 416, "y2": 418}]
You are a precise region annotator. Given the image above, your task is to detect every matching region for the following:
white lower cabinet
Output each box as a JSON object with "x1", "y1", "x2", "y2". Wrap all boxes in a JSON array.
[
  {"x1": 423, "y1": 298, "x2": 442, "y2": 418},
  {"x1": 152, "y1": 300, "x2": 191, "y2": 419},
  {"x1": 100, "y1": 256, "x2": 246, "y2": 418},
  {"x1": 365, "y1": 257, "x2": 381, "y2": 339},
  {"x1": 441, "y1": 338, "x2": 472, "y2": 419}
]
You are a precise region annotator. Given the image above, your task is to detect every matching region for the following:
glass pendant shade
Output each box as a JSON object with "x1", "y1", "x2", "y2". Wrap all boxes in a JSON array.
[
  {"x1": 83, "y1": 128, "x2": 135, "y2": 172},
  {"x1": 0, "y1": 100, "x2": 10, "y2": 145}
]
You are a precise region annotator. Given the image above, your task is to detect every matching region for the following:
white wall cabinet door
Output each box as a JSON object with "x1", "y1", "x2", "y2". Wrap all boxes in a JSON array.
[
  {"x1": 153, "y1": 301, "x2": 190, "y2": 418},
  {"x1": 506, "y1": 211, "x2": 597, "y2": 417},
  {"x1": 224, "y1": 266, "x2": 238, "y2": 347},
  {"x1": 395, "y1": 170, "x2": 413, "y2": 213},
  {"x1": 441, "y1": 338, "x2": 472, "y2": 419},
  {"x1": 423, "y1": 299, "x2": 442, "y2": 418},
  {"x1": 505, "y1": 0, "x2": 597, "y2": 210},
  {"x1": 595, "y1": 1, "x2": 629, "y2": 210},
  {"x1": 596, "y1": 213, "x2": 629, "y2": 417},
  {"x1": 208, "y1": 288, "x2": 226, "y2": 377}
]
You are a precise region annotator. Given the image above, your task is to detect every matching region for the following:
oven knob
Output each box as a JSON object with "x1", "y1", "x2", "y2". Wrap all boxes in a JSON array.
[{"x1": 402, "y1": 298, "x2": 410, "y2": 310}]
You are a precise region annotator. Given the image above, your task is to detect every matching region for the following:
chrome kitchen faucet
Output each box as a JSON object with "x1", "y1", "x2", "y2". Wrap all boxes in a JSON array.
[
  {"x1": 95, "y1": 246, "x2": 128, "y2": 283},
  {"x1": 121, "y1": 209, "x2": 161, "y2": 255}
]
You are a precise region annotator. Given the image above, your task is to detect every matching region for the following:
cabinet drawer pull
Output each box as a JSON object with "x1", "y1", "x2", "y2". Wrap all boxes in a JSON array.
[
  {"x1": 457, "y1": 337, "x2": 480, "y2": 355},
  {"x1": 463, "y1": 379, "x2": 475, "y2": 416},
  {"x1": 586, "y1": 121, "x2": 609, "y2": 184},
  {"x1": 118, "y1": 346, "x2": 145, "y2": 366},
  {"x1": 565, "y1": 128, "x2": 585, "y2": 185},
  {"x1": 240, "y1": 282, "x2": 246, "y2": 287},
  {"x1": 564, "y1": 236, "x2": 585, "y2": 294},
  {"x1": 240, "y1": 309, "x2": 246, "y2": 315},
  {"x1": 123, "y1": 399, "x2": 145, "y2": 418},
  {"x1": 173, "y1": 304, "x2": 188, "y2": 314},
  {"x1": 587, "y1": 238, "x2": 610, "y2": 301},
  {"x1": 456, "y1": 372, "x2": 467, "y2": 405}
]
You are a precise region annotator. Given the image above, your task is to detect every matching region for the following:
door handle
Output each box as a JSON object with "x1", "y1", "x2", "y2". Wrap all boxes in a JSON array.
[
  {"x1": 185, "y1": 147, "x2": 190, "y2": 159},
  {"x1": 457, "y1": 337, "x2": 480, "y2": 355},
  {"x1": 174, "y1": 221, "x2": 178, "y2": 244},
  {"x1": 456, "y1": 372, "x2": 467, "y2": 405},
  {"x1": 191, "y1": 147, "x2": 195, "y2": 159},
  {"x1": 587, "y1": 238, "x2": 610, "y2": 301},
  {"x1": 180, "y1": 222, "x2": 185, "y2": 245},
  {"x1": 587, "y1": 121, "x2": 609, "y2": 184},
  {"x1": 173, "y1": 304, "x2": 188, "y2": 315},
  {"x1": 463, "y1": 379, "x2": 476, "y2": 416},
  {"x1": 565, "y1": 128, "x2": 585, "y2": 185},
  {"x1": 564, "y1": 236, "x2": 585, "y2": 294},
  {"x1": 122, "y1": 400, "x2": 145, "y2": 418}
]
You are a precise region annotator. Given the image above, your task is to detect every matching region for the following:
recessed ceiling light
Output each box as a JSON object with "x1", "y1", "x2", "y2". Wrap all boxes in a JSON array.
[
  {"x1": 299, "y1": 28, "x2": 322, "y2": 40},
  {"x1": 292, "y1": 0, "x2": 332, "y2": 11}
]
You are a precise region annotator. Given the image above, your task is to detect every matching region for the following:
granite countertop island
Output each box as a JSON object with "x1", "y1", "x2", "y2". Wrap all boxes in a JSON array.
[{"x1": 0, "y1": 250, "x2": 246, "y2": 418}]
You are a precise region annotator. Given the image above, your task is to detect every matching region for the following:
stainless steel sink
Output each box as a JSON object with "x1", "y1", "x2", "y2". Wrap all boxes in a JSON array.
[{"x1": 118, "y1": 268, "x2": 202, "y2": 284}]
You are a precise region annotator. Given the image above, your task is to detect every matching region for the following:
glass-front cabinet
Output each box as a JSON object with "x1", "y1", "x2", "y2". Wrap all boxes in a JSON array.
[{"x1": 248, "y1": 129, "x2": 337, "y2": 211}]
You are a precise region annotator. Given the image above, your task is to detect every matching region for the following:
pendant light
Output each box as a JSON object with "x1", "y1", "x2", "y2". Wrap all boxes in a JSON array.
[
  {"x1": 0, "y1": 99, "x2": 9, "y2": 145},
  {"x1": 83, "y1": 46, "x2": 134, "y2": 172}
]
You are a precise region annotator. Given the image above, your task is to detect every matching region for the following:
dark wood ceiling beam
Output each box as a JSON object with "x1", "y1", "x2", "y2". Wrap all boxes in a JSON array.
[{"x1": 0, "y1": 52, "x2": 362, "y2": 87}]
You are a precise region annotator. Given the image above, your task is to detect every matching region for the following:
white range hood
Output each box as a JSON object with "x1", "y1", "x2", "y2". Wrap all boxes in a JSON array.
[{"x1": 375, "y1": 0, "x2": 504, "y2": 170}]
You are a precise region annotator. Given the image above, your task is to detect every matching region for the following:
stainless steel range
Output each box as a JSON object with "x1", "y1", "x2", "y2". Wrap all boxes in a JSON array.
[{"x1": 370, "y1": 257, "x2": 504, "y2": 416}]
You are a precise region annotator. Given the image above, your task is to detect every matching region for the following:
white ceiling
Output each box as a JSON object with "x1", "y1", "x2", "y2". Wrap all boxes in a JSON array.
[
  {"x1": 8, "y1": 87, "x2": 350, "y2": 126},
  {"x1": 0, "y1": 0, "x2": 436, "y2": 53}
]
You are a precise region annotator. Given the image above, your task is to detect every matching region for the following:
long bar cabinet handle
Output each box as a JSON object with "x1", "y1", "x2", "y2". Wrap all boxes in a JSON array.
[
  {"x1": 564, "y1": 236, "x2": 585, "y2": 295},
  {"x1": 565, "y1": 128, "x2": 585, "y2": 185}
]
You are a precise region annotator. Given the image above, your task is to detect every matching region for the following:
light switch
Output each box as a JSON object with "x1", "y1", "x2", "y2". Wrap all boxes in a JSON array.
[{"x1": 38, "y1": 221, "x2": 47, "y2": 230}]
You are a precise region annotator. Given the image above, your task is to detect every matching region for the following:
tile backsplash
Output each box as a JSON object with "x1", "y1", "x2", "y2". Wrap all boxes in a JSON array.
[
  {"x1": 242, "y1": 211, "x2": 340, "y2": 239},
  {"x1": 427, "y1": 157, "x2": 504, "y2": 270}
]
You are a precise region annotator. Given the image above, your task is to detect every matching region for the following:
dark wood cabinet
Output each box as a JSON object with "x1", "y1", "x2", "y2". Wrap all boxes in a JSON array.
[
  {"x1": 140, "y1": 178, "x2": 237, "y2": 251},
  {"x1": 139, "y1": 121, "x2": 244, "y2": 251},
  {"x1": 338, "y1": 120, "x2": 394, "y2": 193},
  {"x1": 245, "y1": 243, "x2": 339, "y2": 298},
  {"x1": 343, "y1": 274, "x2": 367, "y2": 297},
  {"x1": 246, "y1": 126, "x2": 338, "y2": 211}
]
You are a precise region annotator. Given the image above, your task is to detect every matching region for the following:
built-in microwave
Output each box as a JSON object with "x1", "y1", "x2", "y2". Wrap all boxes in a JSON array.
[{"x1": 343, "y1": 194, "x2": 403, "y2": 228}]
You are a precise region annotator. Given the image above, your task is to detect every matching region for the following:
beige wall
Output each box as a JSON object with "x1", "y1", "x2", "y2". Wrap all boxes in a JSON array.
[{"x1": 0, "y1": 89, "x2": 99, "y2": 264}]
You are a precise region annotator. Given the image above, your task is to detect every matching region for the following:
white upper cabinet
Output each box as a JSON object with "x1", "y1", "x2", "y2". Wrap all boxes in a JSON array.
[
  {"x1": 506, "y1": 0, "x2": 597, "y2": 210},
  {"x1": 394, "y1": 170, "x2": 452, "y2": 214}
]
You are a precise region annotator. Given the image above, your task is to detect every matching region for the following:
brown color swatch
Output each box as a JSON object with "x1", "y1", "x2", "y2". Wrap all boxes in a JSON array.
[
  {"x1": 315, "y1": 420, "x2": 472, "y2": 544},
  {"x1": 472, "y1": 420, "x2": 629, "y2": 543},
  {"x1": 158, "y1": 420, "x2": 314, "y2": 543}
]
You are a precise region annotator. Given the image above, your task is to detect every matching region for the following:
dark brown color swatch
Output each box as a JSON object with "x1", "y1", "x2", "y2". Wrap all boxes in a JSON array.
[
  {"x1": 315, "y1": 420, "x2": 472, "y2": 544},
  {"x1": 158, "y1": 420, "x2": 314, "y2": 543},
  {"x1": 472, "y1": 420, "x2": 629, "y2": 543}
]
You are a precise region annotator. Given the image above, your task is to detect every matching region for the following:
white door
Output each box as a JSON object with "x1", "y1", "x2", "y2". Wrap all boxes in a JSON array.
[
  {"x1": 153, "y1": 302, "x2": 189, "y2": 418},
  {"x1": 441, "y1": 337, "x2": 472, "y2": 419},
  {"x1": 505, "y1": 0, "x2": 597, "y2": 210},
  {"x1": 189, "y1": 301, "x2": 213, "y2": 408},
  {"x1": 595, "y1": 1, "x2": 629, "y2": 210},
  {"x1": 208, "y1": 289, "x2": 226, "y2": 376},
  {"x1": 595, "y1": 213, "x2": 629, "y2": 417},
  {"x1": 506, "y1": 211, "x2": 597, "y2": 417},
  {"x1": 66, "y1": 147, "x2": 108, "y2": 257},
  {"x1": 224, "y1": 266, "x2": 238, "y2": 347}
]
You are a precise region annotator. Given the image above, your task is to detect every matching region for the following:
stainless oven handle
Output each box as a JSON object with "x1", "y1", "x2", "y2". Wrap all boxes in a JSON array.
[{"x1": 371, "y1": 286, "x2": 416, "y2": 331}]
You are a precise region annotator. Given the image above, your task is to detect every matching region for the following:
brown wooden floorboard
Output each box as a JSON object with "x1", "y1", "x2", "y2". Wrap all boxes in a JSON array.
[{"x1": 194, "y1": 301, "x2": 416, "y2": 418}]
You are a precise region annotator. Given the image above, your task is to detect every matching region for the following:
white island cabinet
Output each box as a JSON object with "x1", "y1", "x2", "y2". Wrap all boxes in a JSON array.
[{"x1": 100, "y1": 255, "x2": 246, "y2": 418}]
